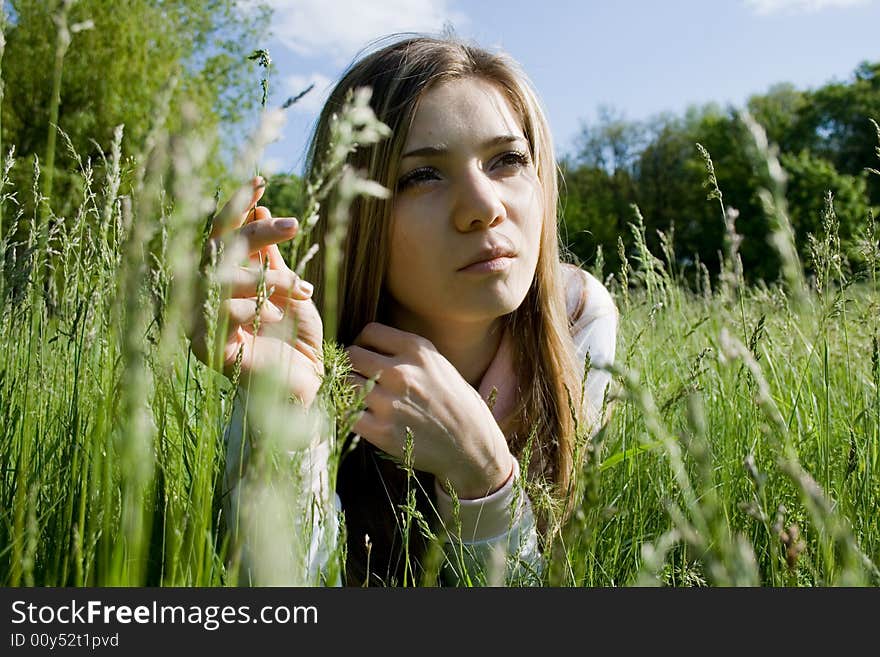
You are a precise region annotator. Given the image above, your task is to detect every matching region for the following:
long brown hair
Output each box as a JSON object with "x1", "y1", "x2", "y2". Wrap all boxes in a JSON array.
[{"x1": 303, "y1": 34, "x2": 585, "y2": 585}]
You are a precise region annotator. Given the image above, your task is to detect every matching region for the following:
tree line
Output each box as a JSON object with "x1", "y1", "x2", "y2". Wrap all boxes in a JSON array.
[{"x1": 560, "y1": 62, "x2": 879, "y2": 285}]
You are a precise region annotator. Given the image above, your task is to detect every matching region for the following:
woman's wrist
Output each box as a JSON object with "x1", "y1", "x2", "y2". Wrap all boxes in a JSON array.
[{"x1": 440, "y1": 449, "x2": 515, "y2": 500}]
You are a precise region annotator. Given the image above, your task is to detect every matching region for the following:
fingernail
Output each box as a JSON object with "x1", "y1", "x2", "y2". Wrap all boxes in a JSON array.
[
  {"x1": 298, "y1": 280, "x2": 313, "y2": 295},
  {"x1": 275, "y1": 217, "x2": 298, "y2": 231},
  {"x1": 253, "y1": 176, "x2": 265, "y2": 188}
]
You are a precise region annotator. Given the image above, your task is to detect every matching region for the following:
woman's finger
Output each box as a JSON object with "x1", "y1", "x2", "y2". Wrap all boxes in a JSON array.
[
  {"x1": 245, "y1": 204, "x2": 272, "y2": 224},
  {"x1": 352, "y1": 322, "x2": 424, "y2": 358},
  {"x1": 347, "y1": 371, "x2": 369, "y2": 388},
  {"x1": 351, "y1": 409, "x2": 395, "y2": 455},
  {"x1": 240, "y1": 213, "x2": 299, "y2": 259},
  {"x1": 254, "y1": 312, "x2": 297, "y2": 341},
  {"x1": 346, "y1": 344, "x2": 393, "y2": 381},
  {"x1": 210, "y1": 176, "x2": 266, "y2": 238},
  {"x1": 214, "y1": 212, "x2": 299, "y2": 263},
  {"x1": 221, "y1": 297, "x2": 285, "y2": 329},
  {"x1": 346, "y1": 369, "x2": 392, "y2": 418},
  {"x1": 222, "y1": 266, "x2": 314, "y2": 300}
]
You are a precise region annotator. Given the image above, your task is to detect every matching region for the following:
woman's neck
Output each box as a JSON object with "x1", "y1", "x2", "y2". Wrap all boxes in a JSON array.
[{"x1": 387, "y1": 305, "x2": 504, "y2": 388}]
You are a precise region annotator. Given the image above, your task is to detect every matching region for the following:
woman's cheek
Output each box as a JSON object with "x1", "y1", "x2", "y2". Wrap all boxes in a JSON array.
[{"x1": 386, "y1": 243, "x2": 442, "y2": 310}]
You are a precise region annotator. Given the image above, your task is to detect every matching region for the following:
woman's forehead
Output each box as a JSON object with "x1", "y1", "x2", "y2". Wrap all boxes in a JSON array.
[{"x1": 403, "y1": 77, "x2": 526, "y2": 152}]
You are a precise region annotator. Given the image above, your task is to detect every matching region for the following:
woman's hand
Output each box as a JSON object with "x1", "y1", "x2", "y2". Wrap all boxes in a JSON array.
[
  {"x1": 346, "y1": 322, "x2": 514, "y2": 499},
  {"x1": 189, "y1": 177, "x2": 324, "y2": 406}
]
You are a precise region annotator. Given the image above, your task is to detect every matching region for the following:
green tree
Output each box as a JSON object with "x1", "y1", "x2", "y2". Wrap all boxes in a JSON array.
[
  {"x1": 574, "y1": 105, "x2": 647, "y2": 174},
  {"x1": 631, "y1": 106, "x2": 770, "y2": 283},
  {"x1": 559, "y1": 159, "x2": 635, "y2": 275},
  {"x1": 789, "y1": 62, "x2": 880, "y2": 203},
  {"x1": 779, "y1": 149, "x2": 871, "y2": 267},
  {"x1": 565, "y1": 107, "x2": 647, "y2": 276},
  {"x1": 2, "y1": 0, "x2": 271, "y2": 201},
  {"x1": 746, "y1": 83, "x2": 807, "y2": 154},
  {"x1": 259, "y1": 171, "x2": 307, "y2": 267},
  {"x1": 564, "y1": 60, "x2": 880, "y2": 287},
  {"x1": 635, "y1": 112, "x2": 717, "y2": 279},
  {"x1": 263, "y1": 172, "x2": 306, "y2": 220}
]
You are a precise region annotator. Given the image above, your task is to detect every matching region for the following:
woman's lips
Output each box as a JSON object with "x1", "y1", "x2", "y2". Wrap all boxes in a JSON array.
[{"x1": 458, "y1": 255, "x2": 515, "y2": 274}]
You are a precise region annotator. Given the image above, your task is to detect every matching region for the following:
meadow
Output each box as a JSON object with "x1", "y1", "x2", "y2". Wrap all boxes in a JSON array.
[{"x1": 0, "y1": 72, "x2": 878, "y2": 586}]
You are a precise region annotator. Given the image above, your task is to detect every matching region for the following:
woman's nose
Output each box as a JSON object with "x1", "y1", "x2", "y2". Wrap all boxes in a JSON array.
[{"x1": 452, "y1": 166, "x2": 506, "y2": 232}]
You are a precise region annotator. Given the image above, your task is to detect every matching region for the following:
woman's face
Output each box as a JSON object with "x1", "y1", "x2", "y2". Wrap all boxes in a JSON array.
[{"x1": 385, "y1": 76, "x2": 543, "y2": 328}]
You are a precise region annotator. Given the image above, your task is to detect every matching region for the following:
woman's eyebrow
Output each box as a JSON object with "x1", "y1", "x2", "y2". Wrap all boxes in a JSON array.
[{"x1": 401, "y1": 134, "x2": 525, "y2": 160}]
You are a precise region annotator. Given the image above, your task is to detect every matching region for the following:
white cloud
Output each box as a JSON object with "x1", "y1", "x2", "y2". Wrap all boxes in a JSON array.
[
  {"x1": 282, "y1": 72, "x2": 334, "y2": 113},
  {"x1": 744, "y1": 0, "x2": 872, "y2": 14},
  {"x1": 261, "y1": 0, "x2": 468, "y2": 62}
]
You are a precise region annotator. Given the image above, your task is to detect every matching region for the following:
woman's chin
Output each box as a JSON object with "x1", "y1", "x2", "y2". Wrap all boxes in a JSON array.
[{"x1": 448, "y1": 287, "x2": 530, "y2": 322}]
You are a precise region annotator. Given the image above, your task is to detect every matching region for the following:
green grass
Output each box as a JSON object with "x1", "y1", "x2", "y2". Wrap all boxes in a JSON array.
[
  {"x1": 550, "y1": 280, "x2": 879, "y2": 586},
  {"x1": 0, "y1": 94, "x2": 878, "y2": 587}
]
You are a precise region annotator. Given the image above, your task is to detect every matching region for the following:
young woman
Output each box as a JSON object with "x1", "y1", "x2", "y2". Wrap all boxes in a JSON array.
[{"x1": 191, "y1": 34, "x2": 618, "y2": 586}]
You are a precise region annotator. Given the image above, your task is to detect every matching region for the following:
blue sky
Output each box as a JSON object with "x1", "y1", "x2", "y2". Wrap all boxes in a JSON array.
[{"x1": 251, "y1": 0, "x2": 880, "y2": 177}]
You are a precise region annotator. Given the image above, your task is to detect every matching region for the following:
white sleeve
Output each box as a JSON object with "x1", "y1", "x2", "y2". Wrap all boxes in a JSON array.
[
  {"x1": 434, "y1": 460, "x2": 542, "y2": 586},
  {"x1": 222, "y1": 388, "x2": 341, "y2": 586},
  {"x1": 569, "y1": 270, "x2": 619, "y2": 428}
]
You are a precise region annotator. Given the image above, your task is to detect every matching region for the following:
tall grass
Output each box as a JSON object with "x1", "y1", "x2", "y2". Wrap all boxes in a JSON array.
[{"x1": 0, "y1": 32, "x2": 878, "y2": 586}]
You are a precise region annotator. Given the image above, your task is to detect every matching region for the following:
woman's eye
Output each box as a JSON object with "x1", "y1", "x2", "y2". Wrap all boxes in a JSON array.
[
  {"x1": 396, "y1": 167, "x2": 438, "y2": 191},
  {"x1": 396, "y1": 151, "x2": 530, "y2": 191},
  {"x1": 495, "y1": 150, "x2": 531, "y2": 169}
]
